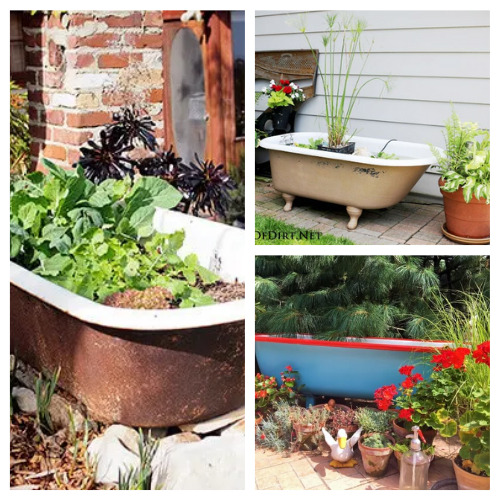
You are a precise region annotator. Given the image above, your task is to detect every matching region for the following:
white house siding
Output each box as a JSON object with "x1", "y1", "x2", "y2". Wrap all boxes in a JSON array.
[{"x1": 255, "y1": 10, "x2": 490, "y2": 197}]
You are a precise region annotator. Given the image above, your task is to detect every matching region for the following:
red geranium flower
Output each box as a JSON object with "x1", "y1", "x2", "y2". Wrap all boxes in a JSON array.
[
  {"x1": 399, "y1": 365, "x2": 415, "y2": 376},
  {"x1": 283, "y1": 85, "x2": 292, "y2": 94},
  {"x1": 399, "y1": 408, "x2": 414, "y2": 422},
  {"x1": 274, "y1": 85, "x2": 283, "y2": 92},
  {"x1": 412, "y1": 373, "x2": 424, "y2": 384},
  {"x1": 401, "y1": 377, "x2": 415, "y2": 390},
  {"x1": 374, "y1": 384, "x2": 397, "y2": 410},
  {"x1": 399, "y1": 365, "x2": 414, "y2": 376},
  {"x1": 260, "y1": 433, "x2": 266, "y2": 440},
  {"x1": 472, "y1": 341, "x2": 490, "y2": 367},
  {"x1": 286, "y1": 365, "x2": 293, "y2": 372},
  {"x1": 432, "y1": 347, "x2": 471, "y2": 370}
]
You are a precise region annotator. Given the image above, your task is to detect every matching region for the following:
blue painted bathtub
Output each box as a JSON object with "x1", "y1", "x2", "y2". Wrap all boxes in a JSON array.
[{"x1": 255, "y1": 335, "x2": 451, "y2": 401}]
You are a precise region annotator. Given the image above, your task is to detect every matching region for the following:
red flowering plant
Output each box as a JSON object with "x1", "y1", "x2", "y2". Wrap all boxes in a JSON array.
[
  {"x1": 255, "y1": 365, "x2": 302, "y2": 417},
  {"x1": 374, "y1": 342, "x2": 490, "y2": 443},
  {"x1": 261, "y1": 79, "x2": 305, "y2": 109}
]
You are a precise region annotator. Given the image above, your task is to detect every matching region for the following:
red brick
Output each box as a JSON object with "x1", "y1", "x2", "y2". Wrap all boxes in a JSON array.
[
  {"x1": 98, "y1": 53, "x2": 129, "y2": 69},
  {"x1": 66, "y1": 111, "x2": 112, "y2": 128},
  {"x1": 30, "y1": 125, "x2": 50, "y2": 140},
  {"x1": 48, "y1": 40, "x2": 64, "y2": 67},
  {"x1": 100, "y1": 13, "x2": 142, "y2": 28},
  {"x1": 52, "y1": 127, "x2": 92, "y2": 146},
  {"x1": 102, "y1": 92, "x2": 128, "y2": 106},
  {"x1": 69, "y1": 33, "x2": 119, "y2": 49},
  {"x1": 41, "y1": 71, "x2": 64, "y2": 89},
  {"x1": 125, "y1": 33, "x2": 162, "y2": 48},
  {"x1": 149, "y1": 88, "x2": 163, "y2": 103},
  {"x1": 70, "y1": 14, "x2": 95, "y2": 26},
  {"x1": 45, "y1": 109, "x2": 65, "y2": 125},
  {"x1": 28, "y1": 106, "x2": 39, "y2": 122},
  {"x1": 143, "y1": 11, "x2": 163, "y2": 27},
  {"x1": 24, "y1": 32, "x2": 43, "y2": 48},
  {"x1": 26, "y1": 49, "x2": 43, "y2": 67},
  {"x1": 67, "y1": 147, "x2": 83, "y2": 165},
  {"x1": 30, "y1": 141, "x2": 42, "y2": 156},
  {"x1": 28, "y1": 90, "x2": 44, "y2": 104},
  {"x1": 66, "y1": 52, "x2": 94, "y2": 69},
  {"x1": 43, "y1": 144, "x2": 67, "y2": 161}
]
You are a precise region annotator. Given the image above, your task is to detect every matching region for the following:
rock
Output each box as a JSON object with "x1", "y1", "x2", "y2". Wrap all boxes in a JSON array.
[
  {"x1": 87, "y1": 425, "x2": 140, "y2": 484},
  {"x1": 12, "y1": 387, "x2": 37, "y2": 415},
  {"x1": 179, "y1": 407, "x2": 245, "y2": 434},
  {"x1": 221, "y1": 418, "x2": 245, "y2": 436},
  {"x1": 48, "y1": 395, "x2": 86, "y2": 432},
  {"x1": 152, "y1": 435, "x2": 245, "y2": 490}
]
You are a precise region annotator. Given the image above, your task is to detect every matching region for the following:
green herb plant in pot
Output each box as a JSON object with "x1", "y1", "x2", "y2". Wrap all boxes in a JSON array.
[
  {"x1": 431, "y1": 110, "x2": 490, "y2": 242},
  {"x1": 354, "y1": 407, "x2": 395, "y2": 477}
]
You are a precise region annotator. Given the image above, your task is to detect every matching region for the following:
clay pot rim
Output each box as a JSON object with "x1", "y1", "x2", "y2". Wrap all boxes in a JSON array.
[
  {"x1": 439, "y1": 177, "x2": 489, "y2": 204},
  {"x1": 359, "y1": 432, "x2": 395, "y2": 452},
  {"x1": 453, "y1": 454, "x2": 489, "y2": 479}
]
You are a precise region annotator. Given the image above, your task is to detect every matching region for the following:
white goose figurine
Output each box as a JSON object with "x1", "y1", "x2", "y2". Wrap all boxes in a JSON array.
[{"x1": 322, "y1": 427, "x2": 363, "y2": 464}]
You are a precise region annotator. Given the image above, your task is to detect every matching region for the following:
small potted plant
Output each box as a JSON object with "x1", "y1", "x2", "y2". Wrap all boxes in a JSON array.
[
  {"x1": 431, "y1": 110, "x2": 490, "y2": 242},
  {"x1": 288, "y1": 405, "x2": 330, "y2": 450},
  {"x1": 355, "y1": 407, "x2": 395, "y2": 477},
  {"x1": 255, "y1": 365, "x2": 301, "y2": 424},
  {"x1": 326, "y1": 405, "x2": 358, "y2": 436},
  {"x1": 452, "y1": 390, "x2": 490, "y2": 490},
  {"x1": 260, "y1": 79, "x2": 305, "y2": 132}
]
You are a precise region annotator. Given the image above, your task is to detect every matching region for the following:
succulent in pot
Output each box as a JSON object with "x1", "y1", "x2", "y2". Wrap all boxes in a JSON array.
[
  {"x1": 431, "y1": 110, "x2": 490, "y2": 241},
  {"x1": 358, "y1": 432, "x2": 395, "y2": 477}
]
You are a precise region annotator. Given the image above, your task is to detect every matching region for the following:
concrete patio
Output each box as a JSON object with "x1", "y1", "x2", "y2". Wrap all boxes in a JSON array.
[
  {"x1": 255, "y1": 180, "x2": 459, "y2": 245},
  {"x1": 255, "y1": 435, "x2": 460, "y2": 490}
]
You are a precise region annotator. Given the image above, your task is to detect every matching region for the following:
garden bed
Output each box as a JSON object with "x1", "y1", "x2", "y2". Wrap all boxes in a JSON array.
[{"x1": 11, "y1": 210, "x2": 245, "y2": 427}]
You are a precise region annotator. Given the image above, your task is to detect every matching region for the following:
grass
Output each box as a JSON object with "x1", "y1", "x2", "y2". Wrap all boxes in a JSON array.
[{"x1": 255, "y1": 215, "x2": 354, "y2": 245}]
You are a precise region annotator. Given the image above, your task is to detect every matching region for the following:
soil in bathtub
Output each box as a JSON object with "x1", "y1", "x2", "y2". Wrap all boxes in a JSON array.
[{"x1": 10, "y1": 162, "x2": 243, "y2": 309}]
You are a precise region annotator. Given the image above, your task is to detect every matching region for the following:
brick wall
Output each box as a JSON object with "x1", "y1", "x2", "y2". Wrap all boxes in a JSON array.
[{"x1": 23, "y1": 11, "x2": 165, "y2": 170}]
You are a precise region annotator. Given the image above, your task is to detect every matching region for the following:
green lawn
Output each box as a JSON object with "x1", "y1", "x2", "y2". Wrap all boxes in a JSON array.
[{"x1": 255, "y1": 215, "x2": 354, "y2": 245}]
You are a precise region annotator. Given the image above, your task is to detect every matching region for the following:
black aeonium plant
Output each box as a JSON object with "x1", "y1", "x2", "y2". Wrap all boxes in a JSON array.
[
  {"x1": 137, "y1": 145, "x2": 183, "y2": 185},
  {"x1": 108, "y1": 107, "x2": 157, "y2": 151},
  {"x1": 175, "y1": 153, "x2": 236, "y2": 218},
  {"x1": 77, "y1": 129, "x2": 136, "y2": 184}
]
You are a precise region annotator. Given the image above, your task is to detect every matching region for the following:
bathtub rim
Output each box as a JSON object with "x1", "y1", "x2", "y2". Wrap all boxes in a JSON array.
[
  {"x1": 260, "y1": 132, "x2": 442, "y2": 168},
  {"x1": 255, "y1": 334, "x2": 451, "y2": 353}
]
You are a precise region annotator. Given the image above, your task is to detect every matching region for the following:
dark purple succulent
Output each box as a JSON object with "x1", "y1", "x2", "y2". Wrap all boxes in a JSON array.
[
  {"x1": 176, "y1": 153, "x2": 236, "y2": 217},
  {"x1": 76, "y1": 129, "x2": 136, "y2": 184},
  {"x1": 108, "y1": 107, "x2": 157, "y2": 151},
  {"x1": 137, "y1": 145, "x2": 183, "y2": 186}
]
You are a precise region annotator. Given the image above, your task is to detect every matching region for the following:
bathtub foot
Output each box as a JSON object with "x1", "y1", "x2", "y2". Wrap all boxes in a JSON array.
[
  {"x1": 346, "y1": 206, "x2": 363, "y2": 230},
  {"x1": 282, "y1": 193, "x2": 295, "y2": 212}
]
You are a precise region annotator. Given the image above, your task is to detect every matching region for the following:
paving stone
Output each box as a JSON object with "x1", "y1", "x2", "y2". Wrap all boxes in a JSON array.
[
  {"x1": 406, "y1": 237, "x2": 439, "y2": 245},
  {"x1": 277, "y1": 471, "x2": 305, "y2": 490}
]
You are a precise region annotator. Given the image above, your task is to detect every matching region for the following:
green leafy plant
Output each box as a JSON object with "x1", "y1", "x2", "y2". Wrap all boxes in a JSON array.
[
  {"x1": 456, "y1": 390, "x2": 489, "y2": 476},
  {"x1": 431, "y1": 110, "x2": 490, "y2": 203},
  {"x1": 390, "y1": 441, "x2": 435, "y2": 456},
  {"x1": 295, "y1": 138, "x2": 324, "y2": 150},
  {"x1": 10, "y1": 81, "x2": 30, "y2": 174},
  {"x1": 34, "y1": 367, "x2": 61, "y2": 433},
  {"x1": 298, "y1": 14, "x2": 389, "y2": 148},
  {"x1": 118, "y1": 429, "x2": 159, "y2": 490},
  {"x1": 10, "y1": 161, "x2": 220, "y2": 306},
  {"x1": 375, "y1": 342, "x2": 490, "y2": 443},
  {"x1": 363, "y1": 433, "x2": 391, "y2": 449},
  {"x1": 354, "y1": 407, "x2": 392, "y2": 434}
]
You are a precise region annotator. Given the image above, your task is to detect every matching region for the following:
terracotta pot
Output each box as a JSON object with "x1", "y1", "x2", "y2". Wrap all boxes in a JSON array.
[
  {"x1": 439, "y1": 178, "x2": 490, "y2": 239},
  {"x1": 392, "y1": 419, "x2": 437, "y2": 445},
  {"x1": 358, "y1": 433, "x2": 395, "y2": 477},
  {"x1": 453, "y1": 457, "x2": 490, "y2": 490}
]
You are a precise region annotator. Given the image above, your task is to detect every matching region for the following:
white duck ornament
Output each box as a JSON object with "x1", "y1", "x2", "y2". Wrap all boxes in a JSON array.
[{"x1": 322, "y1": 427, "x2": 363, "y2": 464}]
